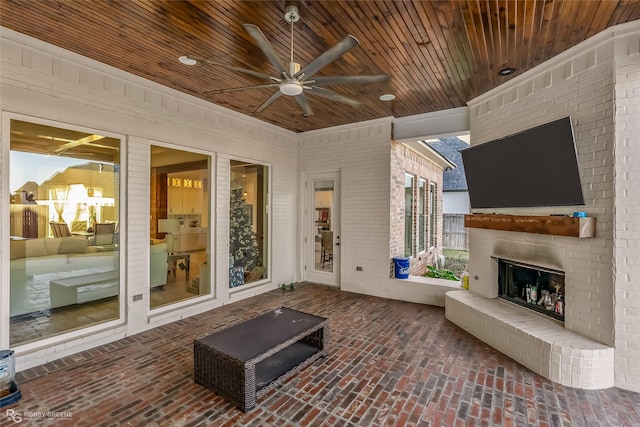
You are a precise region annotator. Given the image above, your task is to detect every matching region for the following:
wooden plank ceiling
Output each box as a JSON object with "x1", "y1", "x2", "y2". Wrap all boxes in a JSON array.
[{"x1": 2, "y1": 0, "x2": 640, "y2": 133}]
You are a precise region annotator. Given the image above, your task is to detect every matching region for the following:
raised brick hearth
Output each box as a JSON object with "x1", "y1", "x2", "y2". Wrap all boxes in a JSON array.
[{"x1": 446, "y1": 290, "x2": 614, "y2": 389}]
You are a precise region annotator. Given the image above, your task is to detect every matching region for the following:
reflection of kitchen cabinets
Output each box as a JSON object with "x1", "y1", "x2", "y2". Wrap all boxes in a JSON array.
[
  {"x1": 174, "y1": 228, "x2": 207, "y2": 252},
  {"x1": 168, "y1": 187, "x2": 182, "y2": 214},
  {"x1": 168, "y1": 187, "x2": 203, "y2": 214},
  {"x1": 182, "y1": 189, "x2": 203, "y2": 214}
]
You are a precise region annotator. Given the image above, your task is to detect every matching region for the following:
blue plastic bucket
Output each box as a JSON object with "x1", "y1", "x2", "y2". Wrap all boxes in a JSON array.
[{"x1": 393, "y1": 256, "x2": 410, "y2": 279}]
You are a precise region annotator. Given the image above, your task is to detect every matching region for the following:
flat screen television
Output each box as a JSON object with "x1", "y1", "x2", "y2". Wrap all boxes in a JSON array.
[{"x1": 461, "y1": 117, "x2": 584, "y2": 209}]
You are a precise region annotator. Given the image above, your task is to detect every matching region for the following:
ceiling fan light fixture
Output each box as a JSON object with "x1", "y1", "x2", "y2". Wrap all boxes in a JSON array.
[
  {"x1": 179, "y1": 55, "x2": 197, "y2": 66},
  {"x1": 280, "y1": 81, "x2": 304, "y2": 96}
]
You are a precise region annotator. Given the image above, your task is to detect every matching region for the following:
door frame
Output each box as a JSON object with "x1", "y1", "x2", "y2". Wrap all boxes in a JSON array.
[{"x1": 303, "y1": 170, "x2": 340, "y2": 287}]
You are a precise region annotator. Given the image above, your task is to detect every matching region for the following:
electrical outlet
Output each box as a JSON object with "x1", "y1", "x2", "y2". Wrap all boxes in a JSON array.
[
  {"x1": 133, "y1": 294, "x2": 143, "y2": 301},
  {"x1": 356, "y1": 266, "x2": 363, "y2": 271}
]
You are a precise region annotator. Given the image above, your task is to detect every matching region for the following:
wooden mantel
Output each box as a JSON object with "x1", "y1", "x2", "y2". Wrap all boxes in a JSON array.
[{"x1": 464, "y1": 214, "x2": 596, "y2": 238}]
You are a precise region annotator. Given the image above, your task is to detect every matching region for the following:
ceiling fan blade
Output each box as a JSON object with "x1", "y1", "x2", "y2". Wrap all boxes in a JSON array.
[
  {"x1": 188, "y1": 55, "x2": 277, "y2": 81},
  {"x1": 311, "y1": 74, "x2": 389, "y2": 86},
  {"x1": 294, "y1": 94, "x2": 314, "y2": 116},
  {"x1": 206, "y1": 83, "x2": 280, "y2": 95},
  {"x1": 243, "y1": 24, "x2": 288, "y2": 77},
  {"x1": 295, "y1": 35, "x2": 359, "y2": 80},
  {"x1": 256, "y1": 90, "x2": 283, "y2": 113},
  {"x1": 306, "y1": 86, "x2": 362, "y2": 108}
]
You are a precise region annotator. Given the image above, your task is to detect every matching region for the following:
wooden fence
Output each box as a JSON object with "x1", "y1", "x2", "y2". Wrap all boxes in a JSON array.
[{"x1": 443, "y1": 214, "x2": 468, "y2": 250}]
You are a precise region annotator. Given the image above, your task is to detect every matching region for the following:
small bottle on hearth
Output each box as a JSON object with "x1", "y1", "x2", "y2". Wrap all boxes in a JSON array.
[
  {"x1": 525, "y1": 284, "x2": 532, "y2": 303},
  {"x1": 555, "y1": 294, "x2": 563, "y2": 316},
  {"x1": 530, "y1": 285, "x2": 537, "y2": 304}
]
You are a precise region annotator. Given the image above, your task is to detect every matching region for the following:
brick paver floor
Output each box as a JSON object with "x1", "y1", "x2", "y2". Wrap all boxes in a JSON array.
[{"x1": 5, "y1": 283, "x2": 640, "y2": 426}]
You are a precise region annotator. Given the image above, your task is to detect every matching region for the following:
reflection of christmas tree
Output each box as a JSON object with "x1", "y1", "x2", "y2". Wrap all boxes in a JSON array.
[{"x1": 229, "y1": 188, "x2": 259, "y2": 270}]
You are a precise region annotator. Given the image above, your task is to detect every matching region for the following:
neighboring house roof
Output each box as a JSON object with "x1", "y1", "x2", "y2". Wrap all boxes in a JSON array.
[
  {"x1": 399, "y1": 139, "x2": 457, "y2": 171},
  {"x1": 16, "y1": 181, "x2": 39, "y2": 193},
  {"x1": 426, "y1": 137, "x2": 470, "y2": 191}
]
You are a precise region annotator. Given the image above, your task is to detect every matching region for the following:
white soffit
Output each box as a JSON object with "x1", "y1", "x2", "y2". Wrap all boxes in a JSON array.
[{"x1": 393, "y1": 107, "x2": 469, "y2": 140}]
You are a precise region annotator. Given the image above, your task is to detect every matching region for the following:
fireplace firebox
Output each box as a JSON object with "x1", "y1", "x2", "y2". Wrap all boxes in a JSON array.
[{"x1": 496, "y1": 258, "x2": 565, "y2": 322}]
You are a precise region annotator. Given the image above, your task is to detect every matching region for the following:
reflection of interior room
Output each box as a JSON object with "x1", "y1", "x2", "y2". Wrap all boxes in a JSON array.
[
  {"x1": 230, "y1": 161, "x2": 268, "y2": 286},
  {"x1": 314, "y1": 182, "x2": 333, "y2": 272},
  {"x1": 150, "y1": 146, "x2": 210, "y2": 309},
  {"x1": 8, "y1": 119, "x2": 124, "y2": 346}
]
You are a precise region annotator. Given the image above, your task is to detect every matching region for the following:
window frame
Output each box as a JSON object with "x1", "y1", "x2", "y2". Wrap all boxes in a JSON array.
[
  {"x1": 428, "y1": 181, "x2": 437, "y2": 249},
  {"x1": 404, "y1": 173, "x2": 415, "y2": 257},
  {"x1": 418, "y1": 178, "x2": 427, "y2": 253},
  {"x1": 148, "y1": 141, "x2": 214, "y2": 315}
]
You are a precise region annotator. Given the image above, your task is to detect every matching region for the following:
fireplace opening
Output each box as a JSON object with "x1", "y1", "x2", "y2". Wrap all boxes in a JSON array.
[{"x1": 497, "y1": 258, "x2": 565, "y2": 322}]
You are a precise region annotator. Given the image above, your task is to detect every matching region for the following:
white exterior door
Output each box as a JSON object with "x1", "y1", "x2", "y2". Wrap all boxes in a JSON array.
[{"x1": 304, "y1": 171, "x2": 340, "y2": 287}]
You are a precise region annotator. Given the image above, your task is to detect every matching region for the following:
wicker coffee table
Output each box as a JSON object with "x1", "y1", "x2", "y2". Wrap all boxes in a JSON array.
[{"x1": 193, "y1": 307, "x2": 329, "y2": 411}]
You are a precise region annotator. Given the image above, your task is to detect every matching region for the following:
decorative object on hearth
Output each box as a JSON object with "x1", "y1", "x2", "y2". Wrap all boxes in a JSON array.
[{"x1": 179, "y1": 5, "x2": 388, "y2": 116}]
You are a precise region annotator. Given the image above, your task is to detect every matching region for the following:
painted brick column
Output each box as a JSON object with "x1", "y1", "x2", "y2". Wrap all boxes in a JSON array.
[{"x1": 613, "y1": 30, "x2": 640, "y2": 393}]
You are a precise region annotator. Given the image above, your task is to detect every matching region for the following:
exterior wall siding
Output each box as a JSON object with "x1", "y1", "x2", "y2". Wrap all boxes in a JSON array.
[{"x1": 0, "y1": 29, "x2": 298, "y2": 370}]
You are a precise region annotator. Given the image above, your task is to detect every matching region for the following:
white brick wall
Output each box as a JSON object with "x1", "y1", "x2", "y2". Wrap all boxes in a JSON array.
[
  {"x1": 298, "y1": 119, "x2": 393, "y2": 295},
  {"x1": 0, "y1": 28, "x2": 298, "y2": 369},
  {"x1": 613, "y1": 29, "x2": 640, "y2": 392},
  {"x1": 467, "y1": 21, "x2": 640, "y2": 392},
  {"x1": 297, "y1": 120, "x2": 454, "y2": 306}
]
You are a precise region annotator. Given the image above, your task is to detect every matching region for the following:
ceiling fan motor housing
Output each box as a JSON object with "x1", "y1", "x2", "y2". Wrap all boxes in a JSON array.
[{"x1": 284, "y1": 5, "x2": 300, "y2": 23}]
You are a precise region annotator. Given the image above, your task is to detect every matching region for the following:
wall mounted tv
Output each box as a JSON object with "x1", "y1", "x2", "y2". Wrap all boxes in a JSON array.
[{"x1": 461, "y1": 117, "x2": 584, "y2": 209}]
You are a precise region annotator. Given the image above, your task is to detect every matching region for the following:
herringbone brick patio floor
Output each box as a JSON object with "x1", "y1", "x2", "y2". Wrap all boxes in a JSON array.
[{"x1": 4, "y1": 283, "x2": 640, "y2": 426}]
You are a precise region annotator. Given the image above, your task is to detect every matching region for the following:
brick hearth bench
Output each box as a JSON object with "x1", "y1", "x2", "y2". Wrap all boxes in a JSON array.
[{"x1": 445, "y1": 290, "x2": 614, "y2": 389}]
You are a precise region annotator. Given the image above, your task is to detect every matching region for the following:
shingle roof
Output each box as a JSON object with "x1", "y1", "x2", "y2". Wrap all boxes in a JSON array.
[{"x1": 426, "y1": 137, "x2": 469, "y2": 191}]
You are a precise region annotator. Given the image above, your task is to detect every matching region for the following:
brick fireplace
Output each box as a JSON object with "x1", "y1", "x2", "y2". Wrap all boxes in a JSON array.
[{"x1": 445, "y1": 22, "x2": 640, "y2": 392}]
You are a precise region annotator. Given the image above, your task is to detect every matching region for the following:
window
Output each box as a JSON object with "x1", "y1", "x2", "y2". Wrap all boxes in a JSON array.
[
  {"x1": 230, "y1": 161, "x2": 269, "y2": 287},
  {"x1": 429, "y1": 182, "x2": 436, "y2": 248},
  {"x1": 150, "y1": 146, "x2": 211, "y2": 309},
  {"x1": 418, "y1": 178, "x2": 427, "y2": 252},
  {"x1": 9, "y1": 119, "x2": 121, "y2": 346},
  {"x1": 404, "y1": 174, "x2": 414, "y2": 257}
]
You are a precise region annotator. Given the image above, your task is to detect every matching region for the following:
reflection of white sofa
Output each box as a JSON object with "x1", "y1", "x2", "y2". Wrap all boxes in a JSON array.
[
  {"x1": 9, "y1": 238, "x2": 168, "y2": 316},
  {"x1": 150, "y1": 241, "x2": 169, "y2": 288}
]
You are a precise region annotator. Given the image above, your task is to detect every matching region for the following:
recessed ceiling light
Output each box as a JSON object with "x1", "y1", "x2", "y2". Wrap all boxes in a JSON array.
[
  {"x1": 179, "y1": 56, "x2": 197, "y2": 66},
  {"x1": 498, "y1": 67, "x2": 516, "y2": 76},
  {"x1": 380, "y1": 94, "x2": 396, "y2": 102}
]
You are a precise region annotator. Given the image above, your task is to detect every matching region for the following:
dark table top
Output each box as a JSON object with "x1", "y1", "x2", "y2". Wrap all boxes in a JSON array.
[{"x1": 197, "y1": 307, "x2": 326, "y2": 362}]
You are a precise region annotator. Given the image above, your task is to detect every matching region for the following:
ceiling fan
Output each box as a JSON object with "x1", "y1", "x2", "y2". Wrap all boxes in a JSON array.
[{"x1": 179, "y1": 5, "x2": 389, "y2": 116}]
